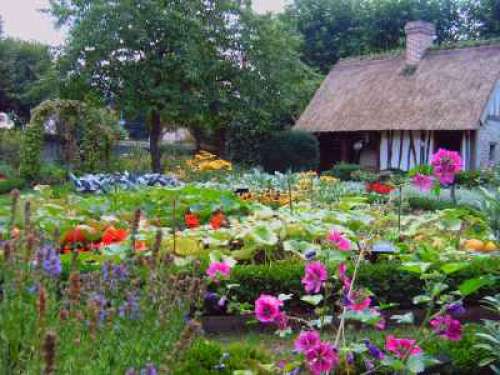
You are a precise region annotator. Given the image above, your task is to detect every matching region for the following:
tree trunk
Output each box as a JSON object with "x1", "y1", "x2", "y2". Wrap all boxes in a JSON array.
[{"x1": 150, "y1": 110, "x2": 162, "y2": 173}]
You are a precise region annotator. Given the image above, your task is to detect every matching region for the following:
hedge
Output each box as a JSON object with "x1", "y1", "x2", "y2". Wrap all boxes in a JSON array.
[{"x1": 227, "y1": 257, "x2": 500, "y2": 309}]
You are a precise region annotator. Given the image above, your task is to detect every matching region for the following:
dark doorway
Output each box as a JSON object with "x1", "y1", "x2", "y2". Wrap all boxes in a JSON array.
[{"x1": 433, "y1": 131, "x2": 463, "y2": 153}]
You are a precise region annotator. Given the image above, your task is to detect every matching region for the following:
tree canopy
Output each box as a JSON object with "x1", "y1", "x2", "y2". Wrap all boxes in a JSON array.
[{"x1": 50, "y1": 0, "x2": 318, "y2": 170}]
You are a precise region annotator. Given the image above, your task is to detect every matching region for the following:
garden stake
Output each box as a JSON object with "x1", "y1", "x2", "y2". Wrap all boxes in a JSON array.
[
  {"x1": 24, "y1": 200, "x2": 31, "y2": 235},
  {"x1": 398, "y1": 184, "x2": 402, "y2": 236},
  {"x1": 172, "y1": 199, "x2": 177, "y2": 255},
  {"x1": 287, "y1": 178, "x2": 293, "y2": 214}
]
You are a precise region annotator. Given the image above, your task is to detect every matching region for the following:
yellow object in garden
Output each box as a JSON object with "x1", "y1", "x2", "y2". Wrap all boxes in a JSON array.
[
  {"x1": 483, "y1": 241, "x2": 498, "y2": 252},
  {"x1": 464, "y1": 239, "x2": 485, "y2": 252},
  {"x1": 186, "y1": 150, "x2": 232, "y2": 171}
]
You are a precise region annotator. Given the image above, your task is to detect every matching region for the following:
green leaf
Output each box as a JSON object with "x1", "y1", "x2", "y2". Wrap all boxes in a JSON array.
[
  {"x1": 390, "y1": 312, "x2": 414, "y2": 324},
  {"x1": 440, "y1": 262, "x2": 469, "y2": 275},
  {"x1": 400, "y1": 262, "x2": 431, "y2": 274},
  {"x1": 406, "y1": 355, "x2": 425, "y2": 374},
  {"x1": 301, "y1": 295, "x2": 323, "y2": 306},
  {"x1": 459, "y1": 276, "x2": 496, "y2": 296},
  {"x1": 413, "y1": 295, "x2": 432, "y2": 305}
]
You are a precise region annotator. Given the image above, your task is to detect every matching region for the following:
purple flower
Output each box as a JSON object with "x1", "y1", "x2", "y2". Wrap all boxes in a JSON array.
[
  {"x1": 346, "y1": 351, "x2": 355, "y2": 365},
  {"x1": 364, "y1": 340, "x2": 384, "y2": 360},
  {"x1": 295, "y1": 330, "x2": 321, "y2": 353},
  {"x1": 141, "y1": 364, "x2": 157, "y2": 375},
  {"x1": 36, "y1": 245, "x2": 62, "y2": 278},
  {"x1": 89, "y1": 293, "x2": 107, "y2": 323},
  {"x1": 446, "y1": 302, "x2": 466, "y2": 316},
  {"x1": 119, "y1": 292, "x2": 140, "y2": 319}
]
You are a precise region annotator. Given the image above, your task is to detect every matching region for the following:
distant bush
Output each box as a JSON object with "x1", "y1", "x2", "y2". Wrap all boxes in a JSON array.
[
  {"x1": 0, "y1": 177, "x2": 26, "y2": 194},
  {"x1": 225, "y1": 118, "x2": 271, "y2": 166},
  {"x1": 407, "y1": 196, "x2": 480, "y2": 215},
  {"x1": 327, "y1": 163, "x2": 362, "y2": 181},
  {"x1": 0, "y1": 129, "x2": 23, "y2": 170},
  {"x1": 38, "y1": 164, "x2": 67, "y2": 185},
  {"x1": 260, "y1": 130, "x2": 319, "y2": 173}
]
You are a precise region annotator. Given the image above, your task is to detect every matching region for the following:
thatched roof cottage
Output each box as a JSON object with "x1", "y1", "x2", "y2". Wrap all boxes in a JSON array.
[{"x1": 295, "y1": 21, "x2": 500, "y2": 171}]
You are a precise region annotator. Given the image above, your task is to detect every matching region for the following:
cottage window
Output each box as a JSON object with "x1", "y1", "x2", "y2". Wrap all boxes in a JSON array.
[{"x1": 489, "y1": 143, "x2": 497, "y2": 162}]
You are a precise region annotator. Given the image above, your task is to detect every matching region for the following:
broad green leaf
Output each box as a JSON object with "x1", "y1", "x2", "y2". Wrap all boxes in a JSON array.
[
  {"x1": 400, "y1": 262, "x2": 431, "y2": 274},
  {"x1": 441, "y1": 262, "x2": 469, "y2": 275},
  {"x1": 390, "y1": 312, "x2": 414, "y2": 324},
  {"x1": 301, "y1": 295, "x2": 323, "y2": 306},
  {"x1": 406, "y1": 355, "x2": 425, "y2": 374},
  {"x1": 459, "y1": 276, "x2": 496, "y2": 296}
]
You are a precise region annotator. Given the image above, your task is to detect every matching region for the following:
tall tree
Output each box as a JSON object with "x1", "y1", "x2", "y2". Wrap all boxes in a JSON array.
[
  {"x1": 461, "y1": 0, "x2": 500, "y2": 38},
  {"x1": 284, "y1": 0, "x2": 463, "y2": 73},
  {"x1": 51, "y1": 0, "x2": 318, "y2": 169},
  {"x1": 0, "y1": 38, "x2": 56, "y2": 122}
]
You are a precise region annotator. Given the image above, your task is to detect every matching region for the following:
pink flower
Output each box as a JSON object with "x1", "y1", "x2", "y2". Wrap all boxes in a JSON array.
[
  {"x1": 254, "y1": 294, "x2": 283, "y2": 323},
  {"x1": 274, "y1": 312, "x2": 289, "y2": 330},
  {"x1": 431, "y1": 148, "x2": 463, "y2": 185},
  {"x1": 206, "y1": 261, "x2": 231, "y2": 281},
  {"x1": 430, "y1": 314, "x2": 462, "y2": 341},
  {"x1": 412, "y1": 173, "x2": 434, "y2": 192},
  {"x1": 385, "y1": 335, "x2": 422, "y2": 359},
  {"x1": 302, "y1": 261, "x2": 328, "y2": 294},
  {"x1": 294, "y1": 330, "x2": 321, "y2": 353},
  {"x1": 347, "y1": 296, "x2": 372, "y2": 312},
  {"x1": 338, "y1": 263, "x2": 351, "y2": 291},
  {"x1": 305, "y1": 342, "x2": 338, "y2": 375},
  {"x1": 327, "y1": 230, "x2": 351, "y2": 251}
]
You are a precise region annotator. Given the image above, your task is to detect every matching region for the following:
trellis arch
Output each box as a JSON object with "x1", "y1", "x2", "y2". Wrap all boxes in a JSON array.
[{"x1": 20, "y1": 99, "x2": 118, "y2": 181}]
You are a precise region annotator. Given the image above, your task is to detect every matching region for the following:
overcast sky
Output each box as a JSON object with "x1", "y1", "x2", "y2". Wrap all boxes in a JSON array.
[{"x1": 0, "y1": 0, "x2": 288, "y2": 46}]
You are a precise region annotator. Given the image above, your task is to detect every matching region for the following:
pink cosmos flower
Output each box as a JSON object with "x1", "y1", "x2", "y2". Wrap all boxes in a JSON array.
[
  {"x1": 430, "y1": 314, "x2": 462, "y2": 341},
  {"x1": 206, "y1": 261, "x2": 232, "y2": 281},
  {"x1": 294, "y1": 330, "x2": 321, "y2": 353},
  {"x1": 412, "y1": 173, "x2": 434, "y2": 192},
  {"x1": 431, "y1": 148, "x2": 463, "y2": 185},
  {"x1": 254, "y1": 294, "x2": 283, "y2": 323},
  {"x1": 327, "y1": 230, "x2": 351, "y2": 251},
  {"x1": 302, "y1": 261, "x2": 328, "y2": 294},
  {"x1": 385, "y1": 335, "x2": 422, "y2": 359},
  {"x1": 305, "y1": 342, "x2": 338, "y2": 375}
]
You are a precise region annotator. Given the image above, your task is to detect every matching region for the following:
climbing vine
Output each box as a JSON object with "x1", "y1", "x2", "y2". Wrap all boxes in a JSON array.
[{"x1": 20, "y1": 100, "x2": 119, "y2": 181}]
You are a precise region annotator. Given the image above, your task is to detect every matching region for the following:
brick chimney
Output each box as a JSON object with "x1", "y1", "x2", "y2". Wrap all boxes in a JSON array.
[{"x1": 404, "y1": 21, "x2": 436, "y2": 65}]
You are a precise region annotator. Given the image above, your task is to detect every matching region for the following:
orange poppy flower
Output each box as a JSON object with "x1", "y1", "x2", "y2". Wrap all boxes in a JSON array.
[
  {"x1": 185, "y1": 213, "x2": 200, "y2": 229},
  {"x1": 210, "y1": 212, "x2": 227, "y2": 230},
  {"x1": 102, "y1": 226, "x2": 128, "y2": 245},
  {"x1": 63, "y1": 227, "x2": 87, "y2": 244},
  {"x1": 134, "y1": 240, "x2": 147, "y2": 252}
]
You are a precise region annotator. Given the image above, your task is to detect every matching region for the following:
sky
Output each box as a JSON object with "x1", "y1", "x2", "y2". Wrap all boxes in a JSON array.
[{"x1": 0, "y1": 0, "x2": 288, "y2": 46}]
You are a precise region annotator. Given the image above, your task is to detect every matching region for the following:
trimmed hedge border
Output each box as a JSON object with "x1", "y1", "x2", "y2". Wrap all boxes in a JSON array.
[{"x1": 228, "y1": 257, "x2": 500, "y2": 309}]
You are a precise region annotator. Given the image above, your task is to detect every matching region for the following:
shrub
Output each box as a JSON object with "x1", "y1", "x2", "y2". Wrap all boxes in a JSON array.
[
  {"x1": 228, "y1": 257, "x2": 500, "y2": 309},
  {"x1": 260, "y1": 130, "x2": 319, "y2": 173},
  {"x1": 0, "y1": 129, "x2": 23, "y2": 170},
  {"x1": 328, "y1": 163, "x2": 362, "y2": 181},
  {"x1": 38, "y1": 163, "x2": 67, "y2": 185},
  {"x1": 225, "y1": 118, "x2": 273, "y2": 166},
  {"x1": 174, "y1": 339, "x2": 271, "y2": 375},
  {"x1": 0, "y1": 177, "x2": 26, "y2": 194},
  {"x1": 407, "y1": 196, "x2": 480, "y2": 215}
]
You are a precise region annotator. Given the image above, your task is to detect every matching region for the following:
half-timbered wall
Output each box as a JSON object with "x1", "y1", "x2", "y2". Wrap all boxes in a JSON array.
[
  {"x1": 477, "y1": 81, "x2": 500, "y2": 168},
  {"x1": 380, "y1": 130, "x2": 434, "y2": 170}
]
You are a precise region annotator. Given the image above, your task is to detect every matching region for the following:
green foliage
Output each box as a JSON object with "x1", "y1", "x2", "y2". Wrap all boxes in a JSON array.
[
  {"x1": 225, "y1": 118, "x2": 272, "y2": 166},
  {"x1": 174, "y1": 338, "x2": 271, "y2": 375},
  {"x1": 407, "y1": 196, "x2": 479, "y2": 214},
  {"x1": 20, "y1": 100, "x2": 117, "y2": 181},
  {"x1": 0, "y1": 177, "x2": 26, "y2": 194},
  {"x1": 0, "y1": 37, "x2": 56, "y2": 121},
  {"x1": 38, "y1": 164, "x2": 67, "y2": 185},
  {"x1": 228, "y1": 257, "x2": 500, "y2": 309},
  {"x1": 327, "y1": 163, "x2": 362, "y2": 181},
  {"x1": 0, "y1": 129, "x2": 23, "y2": 170},
  {"x1": 260, "y1": 130, "x2": 319, "y2": 172}
]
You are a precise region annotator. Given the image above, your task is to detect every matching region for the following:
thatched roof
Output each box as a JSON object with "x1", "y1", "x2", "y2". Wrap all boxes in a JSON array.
[{"x1": 295, "y1": 44, "x2": 500, "y2": 132}]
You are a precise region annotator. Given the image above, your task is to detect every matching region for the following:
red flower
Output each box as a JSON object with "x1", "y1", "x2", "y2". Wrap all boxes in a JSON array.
[
  {"x1": 134, "y1": 240, "x2": 147, "y2": 252},
  {"x1": 366, "y1": 182, "x2": 394, "y2": 195},
  {"x1": 210, "y1": 212, "x2": 227, "y2": 230},
  {"x1": 184, "y1": 213, "x2": 200, "y2": 229},
  {"x1": 102, "y1": 226, "x2": 128, "y2": 245},
  {"x1": 63, "y1": 227, "x2": 87, "y2": 244}
]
